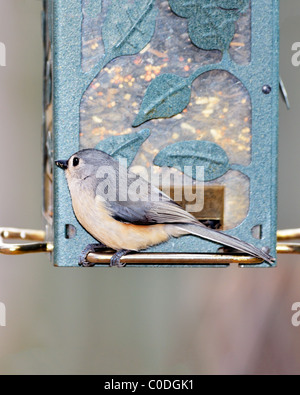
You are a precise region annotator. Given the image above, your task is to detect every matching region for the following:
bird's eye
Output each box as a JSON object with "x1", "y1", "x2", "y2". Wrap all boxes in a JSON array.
[{"x1": 73, "y1": 157, "x2": 80, "y2": 167}]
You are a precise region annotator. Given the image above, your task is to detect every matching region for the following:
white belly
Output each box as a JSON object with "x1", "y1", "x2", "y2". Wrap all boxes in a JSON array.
[{"x1": 68, "y1": 180, "x2": 170, "y2": 251}]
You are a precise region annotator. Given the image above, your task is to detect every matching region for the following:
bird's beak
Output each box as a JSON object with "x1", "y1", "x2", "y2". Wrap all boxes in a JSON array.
[{"x1": 55, "y1": 160, "x2": 68, "y2": 170}]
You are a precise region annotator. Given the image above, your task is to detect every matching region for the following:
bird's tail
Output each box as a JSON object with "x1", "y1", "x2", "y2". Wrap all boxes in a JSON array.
[{"x1": 172, "y1": 224, "x2": 275, "y2": 264}]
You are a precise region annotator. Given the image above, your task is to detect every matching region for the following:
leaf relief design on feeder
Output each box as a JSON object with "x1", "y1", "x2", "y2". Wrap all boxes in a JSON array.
[
  {"x1": 168, "y1": 0, "x2": 249, "y2": 52},
  {"x1": 153, "y1": 140, "x2": 231, "y2": 182},
  {"x1": 132, "y1": 64, "x2": 230, "y2": 127},
  {"x1": 132, "y1": 0, "x2": 250, "y2": 126},
  {"x1": 95, "y1": 129, "x2": 151, "y2": 167},
  {"x1": 101, "y1": 0, "x2": 157, "y2": 68},
  {"x1": 81, "y1": 0, "x2": 158, "y2": 73}
]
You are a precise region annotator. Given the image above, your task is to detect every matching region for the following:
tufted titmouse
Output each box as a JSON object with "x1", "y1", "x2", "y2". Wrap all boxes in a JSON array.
[{"x1": 56, "y1": 149, "x2": 274, "y2": 267}]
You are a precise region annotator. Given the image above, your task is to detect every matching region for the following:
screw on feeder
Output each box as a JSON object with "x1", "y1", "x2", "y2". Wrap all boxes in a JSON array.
[{"x1": 262, "y1": 85, "x2": 272, "y2": 94}]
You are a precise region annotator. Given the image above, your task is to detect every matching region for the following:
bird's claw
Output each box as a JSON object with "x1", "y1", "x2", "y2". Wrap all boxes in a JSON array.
[
  {"x1": 110, "y1": 249, "x2": 131, "y2": 268},
  {"x1": 79, "y1": 245, "x2": 132, "y2": 268},
  {"x1": 79, "y1": 243, "x2": 106, "y2": 267}
]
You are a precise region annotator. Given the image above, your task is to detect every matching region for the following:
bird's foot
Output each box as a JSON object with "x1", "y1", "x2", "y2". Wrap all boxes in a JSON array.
[
  {"x1": 79, "y1": 243, "x2": 107, "y2": 267},
  {"x1": 110, "y1": 249, "x2": 131, "y2": 268}
]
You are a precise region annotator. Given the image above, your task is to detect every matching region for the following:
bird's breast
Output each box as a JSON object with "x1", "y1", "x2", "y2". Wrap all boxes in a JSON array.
[{"x1": 69, "y1": 184, "x2": 170, "y2": 251}]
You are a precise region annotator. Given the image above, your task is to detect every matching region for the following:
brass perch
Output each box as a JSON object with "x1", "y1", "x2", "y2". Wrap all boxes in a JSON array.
[{"x1": 0, "y1": 227, "x2": 299, "y2": 264}]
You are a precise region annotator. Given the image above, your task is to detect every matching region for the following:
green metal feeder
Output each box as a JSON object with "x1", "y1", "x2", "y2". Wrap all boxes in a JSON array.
[{"x1": 1, "y1": 0, "x2": 289, "y2": 268}]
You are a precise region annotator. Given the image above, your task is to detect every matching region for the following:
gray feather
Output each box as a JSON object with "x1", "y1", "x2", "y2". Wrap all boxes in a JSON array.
[{"x1": 175, "y1": 224, "x2": 275, "y2": 264}]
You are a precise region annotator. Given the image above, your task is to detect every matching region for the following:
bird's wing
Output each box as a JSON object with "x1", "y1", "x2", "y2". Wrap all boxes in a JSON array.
[
  {"x1": 143, "y1": 200, "x2": 200, "y2": 225},
  {"x1": 100, "y1": 164, "x2": 199, "y2": 225},
  {"x1": 108, "y1": 198, "x2": 199, "y2": 225},
  {"x1": 92, "y1": 153, "x2": 199, "y2": 225}
]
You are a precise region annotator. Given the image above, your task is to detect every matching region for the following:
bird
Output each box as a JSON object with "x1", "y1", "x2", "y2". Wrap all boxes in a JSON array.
[{"x1": 55, "y1": 149, "x2": 275, "y2": 267}]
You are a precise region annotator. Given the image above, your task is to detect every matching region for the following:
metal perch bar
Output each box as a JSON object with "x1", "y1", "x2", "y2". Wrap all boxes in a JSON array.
[
  {"x1": 277, "y1": 228, "x2": 300, "y2": 241},
  {"x1": 0, "y1": 227, "x2": 53, "y2": 255},
  {"x1": 277, "y1": 228, "x2": 300, "y2": 254},
  {"x1": 0, "y1": 227, "x2": 299, "y2": 262},
  {"x1": 277, "y1": 243, "x2": 300, "y2": 255},
  {"x1": 87, "y1": 252, "x2": 263, "y2": 265}
]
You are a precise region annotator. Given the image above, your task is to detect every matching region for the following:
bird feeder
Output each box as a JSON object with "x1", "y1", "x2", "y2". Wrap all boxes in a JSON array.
[{"x1": 3, "y1": 0, "x2": 297, "y2": 268}]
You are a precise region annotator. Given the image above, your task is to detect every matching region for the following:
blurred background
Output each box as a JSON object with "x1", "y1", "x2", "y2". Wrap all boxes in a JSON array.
[{"x1": 0, "y1": 0, "x2": 299, "y2": 375}]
